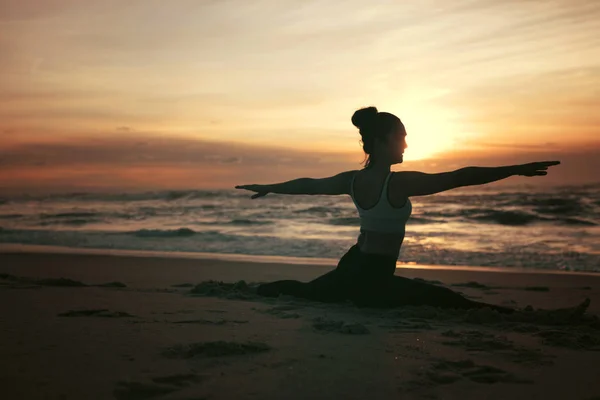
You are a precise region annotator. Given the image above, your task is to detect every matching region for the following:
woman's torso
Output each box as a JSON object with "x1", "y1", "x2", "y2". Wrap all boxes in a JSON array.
[{"x1": 350, "y1": 169, "x2": 411, "y2": 258}]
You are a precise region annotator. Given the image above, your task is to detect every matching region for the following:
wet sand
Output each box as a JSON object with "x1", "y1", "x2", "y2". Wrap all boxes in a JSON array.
[{"x1": 1, "y1": 250, "x2": 599, "y2": 400}]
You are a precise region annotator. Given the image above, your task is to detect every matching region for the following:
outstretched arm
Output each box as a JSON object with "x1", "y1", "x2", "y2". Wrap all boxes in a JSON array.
[
  {"x1": 392, "y1": 161, "x2": 560, "y2": 197},
  {"x1": 236, "y1": 170, "x2": 358, "y2": 199}
]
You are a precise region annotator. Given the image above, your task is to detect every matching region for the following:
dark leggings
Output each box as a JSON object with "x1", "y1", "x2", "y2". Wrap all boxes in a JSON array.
[{"x1": 256, "y1": 244, "x2": 512, "y2": 312}]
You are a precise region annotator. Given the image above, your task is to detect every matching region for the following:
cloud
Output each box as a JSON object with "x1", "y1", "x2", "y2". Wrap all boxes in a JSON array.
[
  {"x1": 0, "y1": 135, "x2": 354, "y2": 169},
  {"x1": 0, "y1": 0, "x2": 82, "y2": 22},
  {"x1": 0, "y1": 134, "x2": 361, "y2": 193},
  {"x1": 0, "y1": 132, "x2": 598, "y2": 195},
  {"x1": 0, "y1": 0, "x2": 598, "y2": 194}
]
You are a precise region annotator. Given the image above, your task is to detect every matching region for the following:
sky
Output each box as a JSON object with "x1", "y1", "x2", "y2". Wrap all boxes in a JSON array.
[{"x1": 1, "y1": 0, "x2": 599, "y2": 193}]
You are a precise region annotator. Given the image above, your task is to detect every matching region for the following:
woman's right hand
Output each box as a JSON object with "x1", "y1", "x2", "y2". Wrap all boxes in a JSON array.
[
  {"x1": 515, "y1": 161, "x2": 561, "y2": 177},
  {"x1": 235, "y1": 184, "x2": 269, "y2": 199}
]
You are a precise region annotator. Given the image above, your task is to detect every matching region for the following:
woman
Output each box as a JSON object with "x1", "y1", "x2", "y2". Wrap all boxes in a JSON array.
[{"x1": 235, "y1": 106, "x2": 560, "y2": 312}]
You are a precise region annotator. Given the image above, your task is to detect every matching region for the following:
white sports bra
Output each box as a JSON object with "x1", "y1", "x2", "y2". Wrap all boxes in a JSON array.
[{"x1": 350, "y1": 172, "x2": 412, "y2": 234}]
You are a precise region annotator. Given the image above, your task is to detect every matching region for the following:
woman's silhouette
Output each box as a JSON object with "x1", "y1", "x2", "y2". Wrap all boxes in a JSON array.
[{"x1": 236, "y1": 106, "x2": 561, "y2": 312}]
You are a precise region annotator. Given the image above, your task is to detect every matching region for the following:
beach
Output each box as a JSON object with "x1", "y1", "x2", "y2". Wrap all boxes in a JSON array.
[{"x1": 1, "y1": 248, "x2": 599, "y2": 400}]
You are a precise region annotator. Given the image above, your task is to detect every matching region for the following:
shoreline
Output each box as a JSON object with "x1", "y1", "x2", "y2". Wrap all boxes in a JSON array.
[
  {"x1": 2, "y1": 246, "x2": 600, "y2": 398},
  {"x1": 1, "y1": 242, "x2": 597, "y2": 277}
]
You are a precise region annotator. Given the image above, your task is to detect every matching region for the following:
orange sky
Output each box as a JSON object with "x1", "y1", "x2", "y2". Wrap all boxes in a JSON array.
[{"x1": 1, "y1": 0, "x2": 599, "y2": 193}]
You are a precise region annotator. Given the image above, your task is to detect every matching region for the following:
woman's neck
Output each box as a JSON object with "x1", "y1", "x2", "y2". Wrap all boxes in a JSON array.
[{"x1": 366, "y1": 162, "x2": 391, "y2": 174}]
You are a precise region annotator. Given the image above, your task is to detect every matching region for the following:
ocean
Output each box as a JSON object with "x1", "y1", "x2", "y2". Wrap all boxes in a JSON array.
[{"x1": 1, "y1": 184, "x2": 599, "y2": 272}]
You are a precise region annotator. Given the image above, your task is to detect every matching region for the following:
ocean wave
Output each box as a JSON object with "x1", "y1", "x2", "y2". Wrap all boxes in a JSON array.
[
  {"x1": 1, "y1": 224, "x2": 599, "y2": 271},
  {"x1": 40, "y1": 218, "x2": 103, "y2": 226},
  {"x1": 131, "y1": 228, "x2": 197, "y2": 237},
  {"x1": 328, "y1": 217, "x2": 360, "y2": 226},
  {"x1": 227, "y1": 219, "x2": 273, "y2": 226},
  {"x1": 530, "y1": 198, "x2": 586, "y2": 215},
  {"x1": 419, "y1": 205, "x2": 599, "y2": 226},
  {"x1": 559, "y1": 218, "x2": 597, "y2": 226},
  {"x1": 0, "y1": 214, "x2": 24, "y2": 219},
  {"x1": 297, "y1": 206, "x2": 335, "y2": 215},
  {"x1": 534, "y1": 206, "x2": 585, "y2": 216},
  {"x1": 6, "y1": 189, "x2": 236, "y2": 203},
  {"x1": 327, "y1": 216, "x2": 440, "y2": 226},
  {"x1": 470, "y1": 210, "x2": 541, "y2": 226},
  {"x1": 38, "y1": 211, "x2": 136, "y2": 224},
  {"x1": 41, "y1": 212, "x2": 100, "y2": 219}
]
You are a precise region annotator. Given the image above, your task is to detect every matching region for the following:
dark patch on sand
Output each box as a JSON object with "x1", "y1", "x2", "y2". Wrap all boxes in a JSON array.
[
  {"x1": 380, "y1": 320, "x2": 434, "y2": 331},
  {"x1": 387, "y1": 305, "x2": 461, "y2": 322},
  {"x1": 451, "y1": 281, "x2": 496, "y2": 290},
  {"x1": 37, "y1": 278, "x2": 87, "y2": 287},
  {"x1": 189, "y1": 280, "x2": 258, "y2": 300},
  {"x1": 162, "y1": 309, "x2": 194, "y2": 315},
  {"x1": 312, "y1": 317, "x2": 370, "y2": 334},
  {"x1": 505, "y1": 324, "x2": 541, "y2": 333},
  {"x1": 441, "y1": 330, "x2": 513, "y2": 350},
  {"x1": 464, "y1": 307, "x2": 505, "y2": 324},
  {"x1": 581, "y1": 286, "x2": 593, "y2": 290},
  {"x1": 261, "y1": 358, "x2": 300, "y2": 368},
  {"x1": 0, "y1": 273, "x2": 19, "y2": 281},
  {"x1": 256, "y1": 305, "x2": 302, "y2": 319},
  {"x1": 93, "y1": 281, "x2": 127, "y2": 288},
  {"x1": 1, "y1": 273, "x2": 126, "y2": 288},
  {"x1": 58, "y1": 309, "x2": 134, "y2": 318},
  {"x1": 524, "y1": 286, "x2": 550, "y2": 292},
  {"x1": 162, "y1": 341, "x2": 270, "y2": 359},
  {"x1": 1, "y1": 274, "x2": 84, "y2": 287},
  {"x1": 172, "y1": 319, "x2": 248, "y2": 325},
  {"x1": 172, "y1": 283, "x2": 195, "y2": 288},
  {"x1": 140, "y1": 288, "x2": 178, "y2": 293}
]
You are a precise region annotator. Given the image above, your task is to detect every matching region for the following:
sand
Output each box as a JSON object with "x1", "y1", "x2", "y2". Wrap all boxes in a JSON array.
[{"x1": 1, "y1": 250, "x2": 599, "y2": 400}]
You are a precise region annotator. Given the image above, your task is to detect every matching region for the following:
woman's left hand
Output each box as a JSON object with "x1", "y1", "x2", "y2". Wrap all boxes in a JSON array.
[{"x1": 235, "y1": 184, "x2": 269, "y2": 199}]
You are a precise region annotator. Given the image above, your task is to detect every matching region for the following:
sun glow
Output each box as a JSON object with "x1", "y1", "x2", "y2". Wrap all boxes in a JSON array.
[{"x1": 399, "y1": 108, "x2": 462, "y2": 161}]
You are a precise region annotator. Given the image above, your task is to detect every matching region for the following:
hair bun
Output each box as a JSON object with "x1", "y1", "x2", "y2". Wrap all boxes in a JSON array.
[{"x1": 351, "y1": 106, "x2": 378, "y2": 130}]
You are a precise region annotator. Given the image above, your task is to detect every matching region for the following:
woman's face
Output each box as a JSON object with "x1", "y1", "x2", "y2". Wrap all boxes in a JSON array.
[{"x1": 388, "y1": 124, "x2": 408, "y2": 164}]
